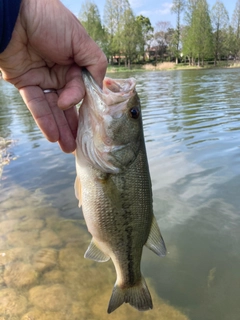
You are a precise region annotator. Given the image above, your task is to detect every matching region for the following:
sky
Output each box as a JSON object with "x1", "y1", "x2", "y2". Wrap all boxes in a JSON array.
[{"x1": 61, "y1": 0, "x2": 236, "y2": 29}]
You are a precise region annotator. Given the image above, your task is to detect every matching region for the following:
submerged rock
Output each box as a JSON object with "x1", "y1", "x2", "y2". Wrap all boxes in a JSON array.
[
  {"x1": 0, "y1": 247, "x2": 32, "y2": 266},
  {"x1": 0, "y1": 220, "x2": 19, "y2": 234},
  {"x1": 21, "y1": 308, "x2": 69, "y2": 320},
  {"x1": 19, "y1": 218, "x2": 45, "y2": 231},
  {"x1": 34, "y1": 207, "x2": 59, "y2": 219},
  {"x1": 45, "y1": 216, "x2": 61, "y2": 229},
  {"x1": 1, "y1": 198, "x2": 19, "y2": 210},
  {"x1": 0, "y1": 238, "x2": 5, "y2": 250},
  {"x1": 33, "y1": 248, "x2": 58, "y2": 272},
  {"x1": 59, "y1": 247, "x2": 93, "y2": 270},
  {"x1": 4, "y1": 261, "x2": 39, "y2": 288},
  {"x1": 71, "y1": 301, "x2": 91, "y2": 320},
  {"x1": 42, "y1": 269, "x2": 64, "y2": 284},
  {"x1": 6, "y1": 206, "x2": 35, "y2": 220},
  {"x1": 0, "y1": 288, "x2": 27, "y2": 316},
  {"x1": 39, "y1": 229, "x2": 62, "y2": 248},
  {"x1": 53, "y1": 220, "x2": 83, "y2": 244},
  {"x1": 29, "y1": 284, "x2": 70, "y2": 312},
  {"x1": 6, "y1": 230, "x2": 40, "y2": 248},
  {"x1": 0, "y1": 266, "x2": 4, "y2": 286}
]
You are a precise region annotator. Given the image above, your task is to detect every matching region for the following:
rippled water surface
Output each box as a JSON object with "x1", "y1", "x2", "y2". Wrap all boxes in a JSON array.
[{"x1": 1, "y1": 68, "x2": 240, "y2": 320}]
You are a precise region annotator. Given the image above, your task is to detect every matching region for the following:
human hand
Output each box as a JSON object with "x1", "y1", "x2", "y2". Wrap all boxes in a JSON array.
[{"x1": 0, "y1": 0, "x2": 107, "y2": 153}]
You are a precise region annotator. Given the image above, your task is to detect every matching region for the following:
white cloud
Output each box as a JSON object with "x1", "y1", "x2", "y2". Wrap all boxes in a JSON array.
[
  {"x1": 138, "y1": 2, "x2": 173, "y2": 19},
  {"x1": 158, "y1": 2, "x2": 173, "y2": 15},
  {"x1": 129, "y1": 0, "x2": 144, "y2": 9},
  {"x1": 139, "y1": 9, "x2": 153, "y2": 16},
  {"x1": 137, "y1": 2, "x2": 174, "y2": 26}
]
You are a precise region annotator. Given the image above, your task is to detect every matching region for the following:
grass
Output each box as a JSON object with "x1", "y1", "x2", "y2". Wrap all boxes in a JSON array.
[{"x1": 107, "y1": 61, "x2": 240, "y2": 73}]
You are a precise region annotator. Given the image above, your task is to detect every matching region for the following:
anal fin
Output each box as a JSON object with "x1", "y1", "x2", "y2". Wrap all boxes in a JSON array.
[
  {"x1": 84, "y1": 239, "x2": 110, "y2": 262},
  {"x1": 145, "y1": 216, "x2": 167, "y2": 256}
]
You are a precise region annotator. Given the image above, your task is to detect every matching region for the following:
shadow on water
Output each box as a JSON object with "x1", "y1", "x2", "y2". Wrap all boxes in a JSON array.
[{"x1": 1, "y1": 68, "x2": 240, "y2": 319}]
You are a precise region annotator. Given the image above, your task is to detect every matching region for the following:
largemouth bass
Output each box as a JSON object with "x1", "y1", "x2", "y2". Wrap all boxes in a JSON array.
[{"x1": 75, "y1": 69, "x2": 166, "y2": 313}]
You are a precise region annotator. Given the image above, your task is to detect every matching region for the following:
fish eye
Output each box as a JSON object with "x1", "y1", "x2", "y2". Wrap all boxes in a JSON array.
[{"x1": 129, "y1": 107, "x2": 140, "y2": 119}]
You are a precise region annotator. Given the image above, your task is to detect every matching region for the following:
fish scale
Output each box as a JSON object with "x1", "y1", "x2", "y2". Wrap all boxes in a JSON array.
[{"x1": 75, "y1": 69, "x2": 166, "y2": 313}]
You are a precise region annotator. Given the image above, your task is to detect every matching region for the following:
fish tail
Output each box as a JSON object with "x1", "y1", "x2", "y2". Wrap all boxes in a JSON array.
[{"x1": 107, "y1": 277, "x2": 153, "y2": 313}]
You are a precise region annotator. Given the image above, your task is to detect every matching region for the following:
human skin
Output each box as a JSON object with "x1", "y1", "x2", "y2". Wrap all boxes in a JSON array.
[{"x1": 0, "y1": 0, "x2": 107, "y2": 153}]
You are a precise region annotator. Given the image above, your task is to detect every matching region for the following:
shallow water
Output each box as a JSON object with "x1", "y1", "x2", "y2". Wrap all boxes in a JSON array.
[{"x1": 1, "y1": 68, "x2": 240, "y2": 319}]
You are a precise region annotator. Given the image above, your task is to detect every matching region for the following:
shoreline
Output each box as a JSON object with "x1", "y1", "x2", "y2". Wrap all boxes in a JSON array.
[{"x1": 107, "y1": 62, "x2": 240, "y2": 73}]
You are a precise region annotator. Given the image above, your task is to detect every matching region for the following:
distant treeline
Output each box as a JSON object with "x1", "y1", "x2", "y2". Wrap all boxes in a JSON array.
[{"x1": 79, "y1": 0, "x2": 240, "y2": 67}]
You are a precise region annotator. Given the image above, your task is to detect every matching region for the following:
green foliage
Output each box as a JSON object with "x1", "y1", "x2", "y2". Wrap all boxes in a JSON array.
[
  {"x1": 79, "y1": 1, "x2": 105, "y2": 50},
  {"x1": 182, "y1": 0, "x2": 213, "y2": 65},
  {"x1": 78, "y1": 0, "x2": 240, "y2": 66},
  {"x1": 136, "y1": 15, "x2": 154, "y2": 44},
  {"x1": 103, "y1": 0, "x2": 149, "y2": 67},
  {"x1": 211, "y1": 1, "x2": 229, "y2": 64},
  {"x1": 171, "y1": 0, "x2": 185, "y2": 62},
  {"x1": 231, "y1": 0, "x2": 240, "y2": 56}
]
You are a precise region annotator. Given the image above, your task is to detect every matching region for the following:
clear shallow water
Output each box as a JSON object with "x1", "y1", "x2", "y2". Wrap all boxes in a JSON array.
[{"x1": 1, "y1": 68, "x2": 240, "y2": 319}]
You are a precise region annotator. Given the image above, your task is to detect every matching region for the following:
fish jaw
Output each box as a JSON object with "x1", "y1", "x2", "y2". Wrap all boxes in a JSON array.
[
  {"x1": 82, "y1": 69, "x2": 137, "y2": 114},
  {"x1": 77, "y1": 70, "x2": 142, "y2": 173}
]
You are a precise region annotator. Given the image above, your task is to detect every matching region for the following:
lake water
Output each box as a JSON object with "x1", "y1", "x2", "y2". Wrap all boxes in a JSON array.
[{"x1": 0, "y1": 68, "x2": 240, "y2": 320}]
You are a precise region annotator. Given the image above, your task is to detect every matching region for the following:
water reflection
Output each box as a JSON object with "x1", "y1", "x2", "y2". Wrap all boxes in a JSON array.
[{"x1": 1, "y1": 69, "x2": 240, "y2": 319}]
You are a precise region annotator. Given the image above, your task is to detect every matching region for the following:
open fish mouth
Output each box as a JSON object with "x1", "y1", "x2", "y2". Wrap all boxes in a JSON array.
[{"x1": 82, "y1": 69, "x2": 136, "y2": 115}]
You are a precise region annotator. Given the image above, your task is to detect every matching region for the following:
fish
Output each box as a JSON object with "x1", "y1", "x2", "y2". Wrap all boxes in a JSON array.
[{"x1": 74, "y1": 69, "x2": 166, "y2": 313}]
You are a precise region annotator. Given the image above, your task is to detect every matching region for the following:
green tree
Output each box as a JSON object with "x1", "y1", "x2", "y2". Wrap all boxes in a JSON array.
[
  {"x1": 183, "y1": 0, "x2": 199, "y2": 65},
  {"x1": 211, "y1": 1, "x2": 229, "y2": 65},
  {"x1": 111, "y1": 9, "x2": 144, "y2": 67},
  {"x1": 181, "y1": 25, "x2": 193, "y2": 64},
  {"x1": 136, "y1": 15, "x2": 154, "y2": 61},
  {"x1": 231, "y1": 0, "x2": 240, "y2": 57},
  {"x1": 184, "y1": 0, "x2": 198, "y2": 25},
  {"x1": 171, "y1": 0, "x2": 185, "y2": 63},
  {"x1": 121, "y1": 10, "x2": 143, "y2": 67},
  {"x1": 79, "y1": 1, "x2": 105, "y2": 50},
  {"x1": 154, "y1": 21, "x2": 173, "y2": 62},
  {"x1": 226, "y1": 25, "x2": 236, "y2": 58},
  {"x1": 183, "y1": 0, "x2": 213, "y2": 66},
  {"x1": 103, "y1": 0, "x2": 131, "y2": 62}
]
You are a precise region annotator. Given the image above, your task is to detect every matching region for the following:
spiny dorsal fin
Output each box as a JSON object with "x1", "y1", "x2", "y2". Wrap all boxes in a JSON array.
[
  {"x1": 145, "y1": 216, "x2": 167, "y2": 256},
  {"x1": 74, "y1": 177, "x2": 82, "y2": 208},
  {"x1": 84, "y1": 239, "x2": 110, "y2": 262}
]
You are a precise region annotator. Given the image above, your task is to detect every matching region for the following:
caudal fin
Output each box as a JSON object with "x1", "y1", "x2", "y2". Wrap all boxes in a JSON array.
[{"x1": 107, "y1": 277, "x2": 153, "y2": 314}]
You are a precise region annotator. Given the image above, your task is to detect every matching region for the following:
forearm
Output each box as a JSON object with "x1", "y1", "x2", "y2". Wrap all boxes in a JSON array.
[{"x1": 0, "y1": 0, "x2": 22, "y2": 53}]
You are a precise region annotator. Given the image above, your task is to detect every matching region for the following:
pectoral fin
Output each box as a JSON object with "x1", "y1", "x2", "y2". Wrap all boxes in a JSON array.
[
  {"x1": 84, "y1": 239, "x2": 110, "y2": 262},
  {"x1": 145, "y1": 216, "x2": 167, "y2": 256},
  {"x1": 74, "y1": 177, "x2": 82, "y2": 207}
]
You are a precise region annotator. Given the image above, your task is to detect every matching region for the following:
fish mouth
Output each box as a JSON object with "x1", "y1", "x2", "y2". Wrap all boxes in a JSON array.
[
  {"x1": 80, "y1": 69, "x2": 138, "y2": 174},
  {"x1": 82, "y1": 69, "x2": 136, "y2": 115}
]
